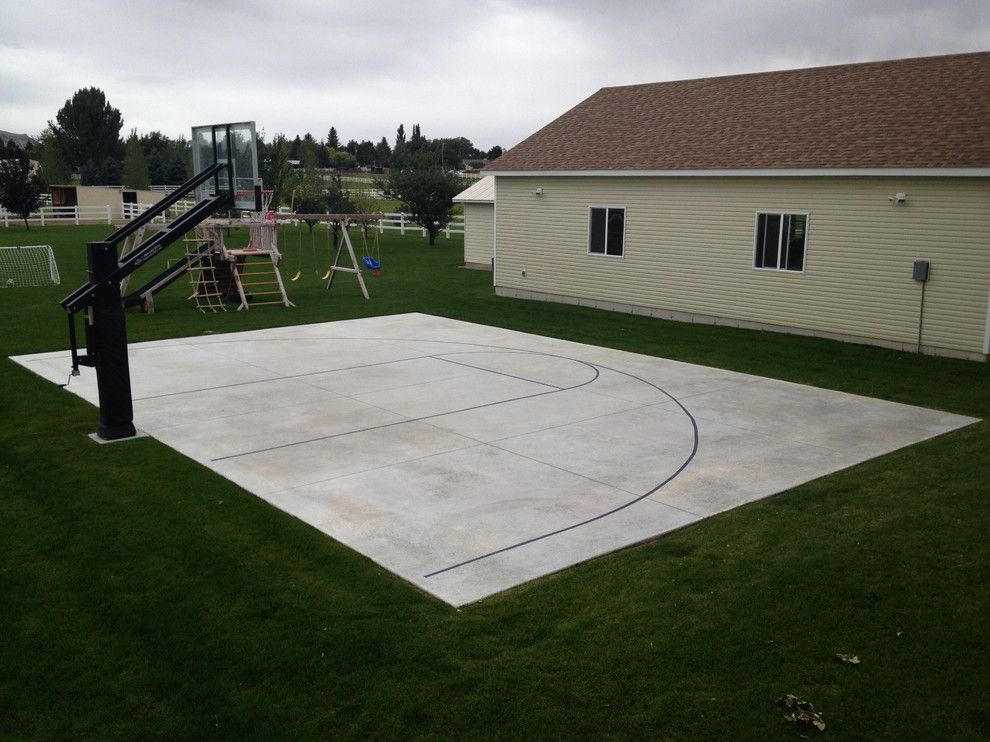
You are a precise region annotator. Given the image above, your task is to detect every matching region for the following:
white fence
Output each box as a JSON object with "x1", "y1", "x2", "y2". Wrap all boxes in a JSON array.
[
  {"x1": 276, "y1": 210, "x2": 465, "y2": 238},
  {"x1": 1, "y1": 205, "x2": 114, "y2": 226},
  {"x1": 378, "y1": 212, "x2": 464, "y2": 237},
  {"x1": 2, "y1": 205, "x2": 464, "y2": 237},
  {"x1": 0, "y1": 199, "x2": 198, "y2": 226},
  {"x1": 121, "y1": 200, "x2": 196, "y2": 221}
]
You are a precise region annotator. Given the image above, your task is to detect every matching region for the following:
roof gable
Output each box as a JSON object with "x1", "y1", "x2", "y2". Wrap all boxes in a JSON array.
[{"x1": 486, "y1": 52, "x2": 990, "y2": 172}]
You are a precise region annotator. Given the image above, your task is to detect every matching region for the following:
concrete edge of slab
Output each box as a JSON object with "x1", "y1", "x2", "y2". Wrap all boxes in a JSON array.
[{"x1": 88, "y1": 430, "x2": 150, "y2": 445}]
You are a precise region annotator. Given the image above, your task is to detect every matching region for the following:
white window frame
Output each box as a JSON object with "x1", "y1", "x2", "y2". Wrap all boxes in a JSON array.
[
  {"x1": 753, "y1": 211, "x2": 810, "y2": 274},
  {"x1": 587, "y1": 205, "x2": 626, "y2": 258}
]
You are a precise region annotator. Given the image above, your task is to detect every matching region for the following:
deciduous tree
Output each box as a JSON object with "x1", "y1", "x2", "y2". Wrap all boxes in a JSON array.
[
  {"x1": 376, "y1": 154, "x2": 463, "y2": 246},
  {"x1": 0, "y1": 152, "x2": 45, "y2": 228},
  {"x1": 293, "y1": 158, "x2": 329, "y2": 234},
  {"x1": 122, "y1": 130, "x2": 150, "y2": 189},
  {"x1": 35, "y1": 127, "x2": 71, "y2": 185},
  {"x1": 327, "y1": 149, "x2": 356, "y2": 170},
  {"x1": 261, "y1": 133, "x2": 295, "y2": 209}
]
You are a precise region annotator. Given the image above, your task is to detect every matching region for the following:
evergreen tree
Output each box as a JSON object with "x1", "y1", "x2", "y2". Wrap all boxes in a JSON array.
[
  {"x1": 147, "y1": 150, "x2": 166, "y2": 184},
  {"x1": 80, "y1": 159, "x2": 98, "y2": 185},
  {"x1": 138, "y1": 131, "x2": 171, "y2": 161},
  {"x1": 408, "y1": 124, "x2": 426, "y2": 155},
  {"x1": 326, "y1": 126, "x2": 340, "y2": 150},
  {"x1": 122, "y1": 130, "x2": 150, "y2": 189},
  {"x1": 49, "y1": 87, "x2": 123, "y2": 169},
  {"x1": 166, "y1": 152, "x2": 187, "y2": 184},
  {"x1": 299, "y1": 135, "x2": 319, "y2": 170},
  {"x1": 393, "y1": 124, "x2": 408, "y2": 167},
  {"x1": 99, "y1": 156, "x2": 122, "y2": 185},
  {"x1": 355, "y1": 140, "x2": 376, "y2": 166},
  {"x1": 289, "y1": 135, "x2": 302, "y2": 161},
  {"x1": 374, "y1": 137, "x2": 392, "y2": 168},
  {"x1": 255, "y1": 132, "x2": 269, "y2": 174}
]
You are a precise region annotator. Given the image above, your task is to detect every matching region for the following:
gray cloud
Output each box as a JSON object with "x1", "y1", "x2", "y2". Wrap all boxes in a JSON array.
[{"x1": 1, "y1": 0, "x2": 987, "y2": 149}]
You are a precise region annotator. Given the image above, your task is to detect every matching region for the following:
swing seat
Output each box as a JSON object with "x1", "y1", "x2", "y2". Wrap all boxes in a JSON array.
[{"x1": 362, "y1": 256, "x2": 381, "y2": 270}]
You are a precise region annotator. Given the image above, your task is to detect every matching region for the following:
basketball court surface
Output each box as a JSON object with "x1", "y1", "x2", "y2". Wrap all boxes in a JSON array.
[{"x1": 14, "y1": 313, "x2": 976, "y2": 605}]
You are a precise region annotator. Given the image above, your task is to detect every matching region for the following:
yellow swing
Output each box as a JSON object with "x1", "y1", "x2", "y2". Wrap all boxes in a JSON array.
[{"x1": 289, "y1": 222, "x2": 303, "y2": 281}]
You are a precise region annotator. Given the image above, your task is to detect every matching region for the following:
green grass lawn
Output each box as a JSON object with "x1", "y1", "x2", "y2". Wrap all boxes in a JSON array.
[{"x1": 1, "y1": 225, "x2": 987, "y2": 739}]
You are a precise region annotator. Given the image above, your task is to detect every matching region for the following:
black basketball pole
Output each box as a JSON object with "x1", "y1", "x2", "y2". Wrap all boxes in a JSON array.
[
  {"x1": 60, "y1": 125, "x2": 249, "y2": 442},
  {"x1": 86, "y1": 240, "x2": 137, "y2": 440}
]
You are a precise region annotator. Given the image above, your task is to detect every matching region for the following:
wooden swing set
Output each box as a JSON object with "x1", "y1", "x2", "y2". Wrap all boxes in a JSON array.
[
  {"x1": 115, "y1": 203, "x2": 383, "y2": 313},
  {"x1": 274, "y1": 213, "x2": 383, "y2": 299}
]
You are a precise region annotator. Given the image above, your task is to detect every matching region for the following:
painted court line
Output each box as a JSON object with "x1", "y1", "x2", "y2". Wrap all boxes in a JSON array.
[
  {"x1": 211, "y1": 352, "x2": 601, "y2": 461},
  {"x1": 422, "y1": 362, "x2": 700, "y2": 578}
]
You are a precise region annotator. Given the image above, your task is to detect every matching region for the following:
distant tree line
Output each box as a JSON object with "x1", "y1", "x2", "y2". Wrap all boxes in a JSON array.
[
  {"x1": 258, "y1": 122, "x2": 499, "y2": 218},
  {"x1": 5, "y1": 86, "x2": 503, "y2": 222},
  {"x1": 262, "y1": 121, "x2": 502, "y2": 175}
]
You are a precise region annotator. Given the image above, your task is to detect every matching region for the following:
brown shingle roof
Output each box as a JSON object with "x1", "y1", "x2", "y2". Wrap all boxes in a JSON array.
[{"x1": 486, "y1": 52, "x2": 990, "y2": 172}]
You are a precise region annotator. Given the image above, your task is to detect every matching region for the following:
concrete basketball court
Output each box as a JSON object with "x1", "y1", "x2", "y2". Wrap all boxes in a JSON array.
[{"x1": 14, "y1": 313, "x2": 976, "y2": 606}]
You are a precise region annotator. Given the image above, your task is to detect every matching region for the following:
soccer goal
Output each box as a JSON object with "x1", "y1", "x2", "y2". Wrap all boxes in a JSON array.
[{"x1": 0, "y1": 245, "x2": 61, "y2": 287}]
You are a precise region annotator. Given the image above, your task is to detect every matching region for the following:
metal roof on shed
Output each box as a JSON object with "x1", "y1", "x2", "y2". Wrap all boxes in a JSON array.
[{"x1": 453, "y1": 176, "x2": 495, "y2": 203}]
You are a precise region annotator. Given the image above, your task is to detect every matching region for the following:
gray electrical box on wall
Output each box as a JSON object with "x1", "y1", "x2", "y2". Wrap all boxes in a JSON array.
[{"x1": 913, "y1": 259, "x2": 931, "y2": 282}]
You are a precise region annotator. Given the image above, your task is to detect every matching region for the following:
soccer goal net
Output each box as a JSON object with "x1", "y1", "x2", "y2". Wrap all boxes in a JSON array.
[{"x1": 0, "y1": 245, "x2": 61, "y2": 287}]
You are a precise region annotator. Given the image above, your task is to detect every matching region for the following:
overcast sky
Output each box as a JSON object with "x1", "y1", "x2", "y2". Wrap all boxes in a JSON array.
[{"x1": 2, "y1": 0, "x2": 988, "y2": 150}]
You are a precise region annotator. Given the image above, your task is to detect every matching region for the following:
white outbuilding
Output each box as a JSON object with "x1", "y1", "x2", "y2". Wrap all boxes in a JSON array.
[{"x1": 453, "y1": 176, "x2": 494, "y2": 269}]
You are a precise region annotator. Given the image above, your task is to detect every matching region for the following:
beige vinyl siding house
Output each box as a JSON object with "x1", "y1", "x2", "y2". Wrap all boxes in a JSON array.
[
  {"x1": 486, "y1": 52, "x2": 990, "y2": 360},
  {"x1": 453, "y1": 176, "x2": 494, "y2": 269},
  {"x1": 493, "y1": 175, "x2": 990, "y2": 358}
]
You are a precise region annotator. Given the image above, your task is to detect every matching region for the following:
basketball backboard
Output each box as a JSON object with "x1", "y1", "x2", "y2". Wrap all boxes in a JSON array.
[{"x1": 190, "y1": 121, "x2": 260, "y2": 210}]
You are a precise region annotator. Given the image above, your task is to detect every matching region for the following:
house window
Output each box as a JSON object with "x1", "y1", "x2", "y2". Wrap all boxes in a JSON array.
[
  {"x1": 589, "y1": 206, "x2": 625, "y2": 256},
  {"x1": 754, "y1": 212, "x2": 808, "y2": 272}
]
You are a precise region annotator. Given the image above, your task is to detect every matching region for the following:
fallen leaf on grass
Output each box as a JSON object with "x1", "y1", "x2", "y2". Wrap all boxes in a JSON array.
[
  {"x1": 776, "y1": 694, "x2": 825, "y2": 732},
  {"x1": 834, "y1": 653, "x2": 861, "y2": 665}
]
